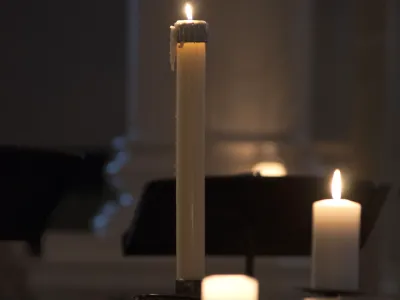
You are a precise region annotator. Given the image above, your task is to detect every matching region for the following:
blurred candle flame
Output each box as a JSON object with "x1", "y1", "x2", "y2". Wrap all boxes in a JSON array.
[
  {"x1": 331, "y1": 169, "x2": 342, "y2": 200},
  {"x1": 185, "y1": 3, "x2": 193, "y2": 20}
]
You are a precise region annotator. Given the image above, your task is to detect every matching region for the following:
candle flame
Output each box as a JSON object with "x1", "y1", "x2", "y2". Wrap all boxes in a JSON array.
[
  {"x1": 331, "y1": 169, "x2": 342, "y2": 200},
  {"x1": 185, "y1": 3, "x2": 193, "y2": 20}
]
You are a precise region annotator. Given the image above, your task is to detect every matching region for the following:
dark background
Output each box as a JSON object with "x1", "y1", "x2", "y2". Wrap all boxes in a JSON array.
[
  {"x1": 0, "y1": 0, "x2": 126, "y2": 150},
  {"x1": 0, "y1": 0, "x2": 127, "y2": 231}
]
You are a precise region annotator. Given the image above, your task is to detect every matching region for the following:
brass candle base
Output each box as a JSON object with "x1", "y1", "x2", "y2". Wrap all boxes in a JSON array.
[{"x1": 175, "y1": 279, "x2": 201, "y2": 297}]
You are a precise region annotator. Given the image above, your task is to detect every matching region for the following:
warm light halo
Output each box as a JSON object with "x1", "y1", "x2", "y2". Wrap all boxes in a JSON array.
[
  {"x1": 251, "y1": 161, "x2": 287, "y2": 177},
  {"x1": 201, "y1": 274, "x2": 259, "y2": 300},
  {"x1": 185, "y1": 3, "x2": 193, "y2": 20},
  {"x1": 331, "y1": 169, "x2": 342, "y2": 200}
]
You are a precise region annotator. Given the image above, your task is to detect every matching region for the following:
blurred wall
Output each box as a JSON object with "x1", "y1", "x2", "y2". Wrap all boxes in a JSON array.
[
  {"x1": 0, "y1": 0, "x2": 126, "y2": 148},
  {"x1": 1, "y1": 0, "x2": 397, "y2": 179},
  {"x1": 123, "y1": 0, "x2": 315, "y2": 181}
]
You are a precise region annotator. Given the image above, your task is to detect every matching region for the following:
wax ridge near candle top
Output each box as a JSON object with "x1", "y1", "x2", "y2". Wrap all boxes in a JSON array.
[
  {"x1": 315, "y1": 199, "x2": 361, "y2": 207},
  {"x1": 170, "y1": 20, "x2": 208, "y2": 71},
  {"x1": 175, "y1": 20, "x2": 207, "y2": 25},
  {"x1": 173, "y1": 21, "x2": 208, "y2": 43}
]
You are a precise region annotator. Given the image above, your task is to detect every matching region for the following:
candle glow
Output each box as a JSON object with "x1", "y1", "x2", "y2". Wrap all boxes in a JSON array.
[
  {"x1": 252, "y1": 161, "x2": 287, "y2": 177},
  {"x1": 185, "y1": 3, "x2": 193, "y2": 20},
  {"x1": 331, "y1": 169, "x2": 342, "y2": 200},
  {"x1": 202, "y1": 275, "x2": 259, "y2": 300}
]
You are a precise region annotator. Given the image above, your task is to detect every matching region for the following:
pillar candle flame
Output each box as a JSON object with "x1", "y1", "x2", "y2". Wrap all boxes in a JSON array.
[
  {"x1": 331, "y1": 169, "x2": 342, "y2": 200},
  {"x1": 313, "y1": 168, "x2": 361, "y2": 290}
]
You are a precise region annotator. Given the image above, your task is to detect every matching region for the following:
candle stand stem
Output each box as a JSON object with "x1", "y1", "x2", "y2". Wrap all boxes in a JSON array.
[
  {"x1": 245, "y1": 254, "x2": 255, "y2": 277},
  {"x1": 175, "y1": 279, "x2": 201, "y2": 297}
]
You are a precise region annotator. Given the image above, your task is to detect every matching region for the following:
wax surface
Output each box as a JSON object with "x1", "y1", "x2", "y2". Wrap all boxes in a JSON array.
[
  {"x1": 176, "y1": 42, "x2": 206, "y2": 279},
  {"x1": 311, "y1": 199, "x2": 361, "y2": 290}
]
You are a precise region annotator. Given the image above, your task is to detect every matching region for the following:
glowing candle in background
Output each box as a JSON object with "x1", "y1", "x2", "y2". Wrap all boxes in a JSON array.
[
  {"x1": 170, "y1": 3, "x2": 208, "y2": 280},
  {"x1": 202, "y1": 275, "x2": 259, "y2": 300},
  {"x1": 311, "y1": 169, "x2": 361, "y2": 290},
  {"x1": 251, "y1": 161, "x2": 287, "y2": 177}
]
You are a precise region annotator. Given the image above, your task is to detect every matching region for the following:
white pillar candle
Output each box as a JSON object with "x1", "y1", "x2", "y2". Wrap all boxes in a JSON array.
[
  {"x1": 202, "y1": 275, "x2": 259, "y2": 300},
  {"x1": 170, "y1": 3, "x2": 208, "y2": 280},
  {"x1": 311, "y1": 169, "x2": 361, "y2": 290}
]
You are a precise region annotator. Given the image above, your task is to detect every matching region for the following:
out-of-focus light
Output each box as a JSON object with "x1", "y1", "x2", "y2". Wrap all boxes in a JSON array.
[
  {"x1": 252, "y1": 161, "x2": 287, "y2": 177},
  {"x1": 185, "y1": 3, "x2": 193, "y2": 20},
  {"x1": 119, "y1": 193, "x2": 134, "y2": 207},
  {"x1": 331, "y1": 169, "x2": 342, "y2": 200},
  {"x1": 202, "y1": 274, "x2": 258, "y2": 300}
]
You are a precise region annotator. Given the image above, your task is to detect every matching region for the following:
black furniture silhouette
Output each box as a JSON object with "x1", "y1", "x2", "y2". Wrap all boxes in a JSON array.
[
  {"x1": 123, "y1": 175, "x2": 388, "y2": 259},
  {"x1": 0, "y1": 146, "x2": 109, "y2": 254},
  {"x1": 125, "y1": 175, "x2": 388, "y2": 300},
  {"x1": 133, "y1": 296, "x2": 198, "y2": 300}
]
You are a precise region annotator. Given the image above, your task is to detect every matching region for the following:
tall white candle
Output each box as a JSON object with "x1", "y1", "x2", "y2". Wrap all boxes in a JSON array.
[
  {"x1": 170, "y1": 3, "x2": 208, "y2": 280},
  {"x1": 311, "y1": 169, "x2": 361, "y2": 290},
  {"x1": 202, "y1": 275, "x2": 259, "y2": 300}
]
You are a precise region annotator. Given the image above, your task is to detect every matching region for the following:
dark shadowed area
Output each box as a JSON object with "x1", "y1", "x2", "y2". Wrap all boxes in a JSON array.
[{"x1": 0, "y1": 0, "x2": 126, "y2": 148}]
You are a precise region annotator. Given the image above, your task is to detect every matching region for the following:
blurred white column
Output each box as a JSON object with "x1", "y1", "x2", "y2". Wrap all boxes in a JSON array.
[
  {"x1": 375, "y1": 0, "x2": 400, "y2": 294},
  {"x1": 354, "y1": 0, "x2": 400, "y2": 294},
  {"x1": 350, "y1": 1, "x2": 386, "y2": 181},
  {"x1": 352, "y1": 0, "x2": 386, "y2": 293},
  {"x1": 309, "y1": 1, "x2": 357, "y2": 173}
]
